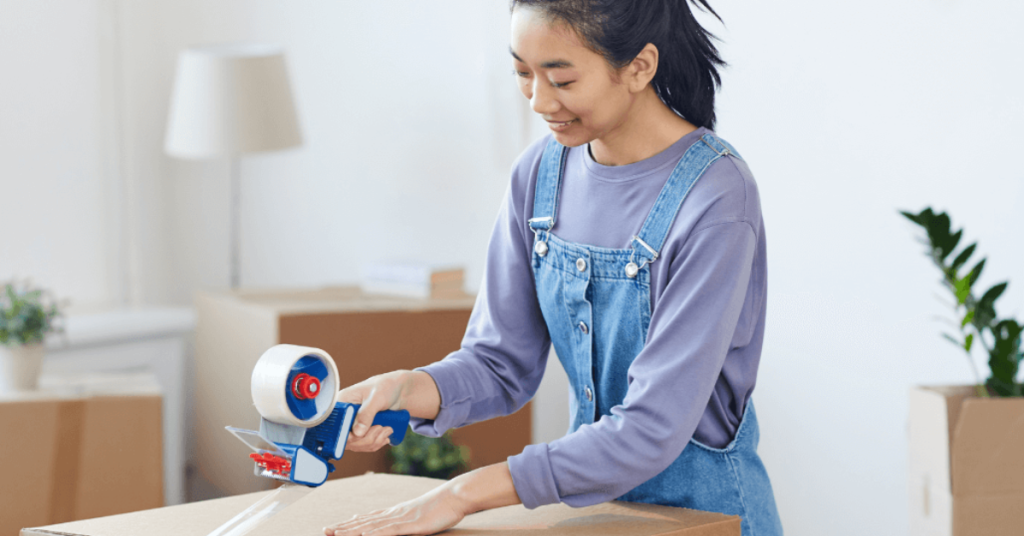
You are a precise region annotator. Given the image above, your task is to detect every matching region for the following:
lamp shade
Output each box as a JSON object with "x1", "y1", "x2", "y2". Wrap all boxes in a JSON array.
[{"x1": 164, "y1": 43, "x2": 302, "y2": 159}]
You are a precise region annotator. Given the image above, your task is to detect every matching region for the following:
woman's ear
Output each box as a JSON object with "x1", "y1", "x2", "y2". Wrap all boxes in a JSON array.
[{"x1": 627, "y1": 43, "x2": 659, "y2": 93}]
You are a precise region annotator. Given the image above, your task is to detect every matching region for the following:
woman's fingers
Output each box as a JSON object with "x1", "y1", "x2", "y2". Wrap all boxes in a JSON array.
[
  {"x1": 325, "y1": 487, "x2": 466, "y2": 536},
  {"x1": 345, "y1": 425, "x2": 393, "y2": 452},
  {"x1": 326, "y1": 508, "x2": 410, "y2": 536},
  {"x1": 364, "y1": 520, "x2": 420, "y2": 536}
]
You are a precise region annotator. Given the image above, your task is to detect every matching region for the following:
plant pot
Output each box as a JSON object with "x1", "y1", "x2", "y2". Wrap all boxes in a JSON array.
[{"x1": 0, "y1": 343, "x2": 45, "y2": 392}]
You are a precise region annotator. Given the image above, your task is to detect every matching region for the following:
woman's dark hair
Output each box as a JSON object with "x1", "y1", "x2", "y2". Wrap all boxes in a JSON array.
[{"x1": 510, "y1": 0, "x2": 725, "y2": 130}]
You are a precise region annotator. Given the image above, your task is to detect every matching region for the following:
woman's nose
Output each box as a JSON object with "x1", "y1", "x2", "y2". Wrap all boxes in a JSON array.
[{"x1": 530, "y1": 80, "x2": 559, "y2": 115}]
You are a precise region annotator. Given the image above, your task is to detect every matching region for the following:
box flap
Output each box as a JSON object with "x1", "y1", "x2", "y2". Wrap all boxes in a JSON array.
[
  {"x1": 24, "y1": 474, "x2": 740, "y2": 536},
  {"x1": 907, "y1": 386, "x2": 953, "y2": 534},
  {"x1": 951, "y1": 397, "x2": 1024, "y2": 496}
]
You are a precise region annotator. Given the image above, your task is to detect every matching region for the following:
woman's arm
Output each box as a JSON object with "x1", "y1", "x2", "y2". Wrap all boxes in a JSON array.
[
  {"x1": 339, "y1": 139, "x2": 552, "y2": 444},
  {"x1": 323, "y1": 462, "x2": 520, "y2": 536},
  {"x1": 407, "y1": 142, "x2": 552, "y2": 437}
]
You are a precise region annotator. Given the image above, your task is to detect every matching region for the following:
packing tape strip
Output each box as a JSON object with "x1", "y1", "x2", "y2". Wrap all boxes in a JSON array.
[
  {"x1": 206, "y1": 483, "x2": 313, "y2": 536},
  {"x1": 251, "y1": 344, "x2": 339, "y2": 427}
]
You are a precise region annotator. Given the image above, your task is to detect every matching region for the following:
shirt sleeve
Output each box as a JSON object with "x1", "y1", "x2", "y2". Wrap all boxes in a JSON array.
[
  {"x1": 506, "y1": 221, "x2": 757, "y2": 508},
  {"x1": 408, "y1": 177, "x2": 552, "y2": 437}
]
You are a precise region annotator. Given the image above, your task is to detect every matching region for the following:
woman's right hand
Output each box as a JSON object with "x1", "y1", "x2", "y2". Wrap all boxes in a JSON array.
[{"x1": 336, "y1": 370, "x2": 440, "y2": 453}]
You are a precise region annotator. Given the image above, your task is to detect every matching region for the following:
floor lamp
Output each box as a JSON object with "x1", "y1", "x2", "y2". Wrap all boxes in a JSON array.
[{"x1": 164, "y1": 43, "x2": 302, "y2": 289}]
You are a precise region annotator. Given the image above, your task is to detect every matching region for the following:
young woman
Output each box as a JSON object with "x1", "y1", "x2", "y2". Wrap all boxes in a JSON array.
[{"x1": 324, "y1": 1, "x2": 782, "y2": 535}]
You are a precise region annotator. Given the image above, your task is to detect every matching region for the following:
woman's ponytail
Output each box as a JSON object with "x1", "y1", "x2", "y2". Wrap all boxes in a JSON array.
[{"x1": 511, "y1": 0, "x2": 726, "y2": 130}]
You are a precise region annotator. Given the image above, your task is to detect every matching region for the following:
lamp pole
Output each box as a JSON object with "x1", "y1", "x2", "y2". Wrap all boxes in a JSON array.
[{"x1": 230, "y1": 156, "x2": 242, "y2": 289}]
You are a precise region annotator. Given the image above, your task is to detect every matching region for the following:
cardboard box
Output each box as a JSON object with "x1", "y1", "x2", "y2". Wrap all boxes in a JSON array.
[
  {"x1": 908, "y1": 385, "x2": 1024, "y2": 536},
  {"x1": 0, "y1": 373, "x2": 164, "y2": 536},
  {"x1": 22, "y1": 473, "x2": 741, "y2": 536},
  {"x1": 194, "y1": 287, "x2": 532, "y2": 496}
]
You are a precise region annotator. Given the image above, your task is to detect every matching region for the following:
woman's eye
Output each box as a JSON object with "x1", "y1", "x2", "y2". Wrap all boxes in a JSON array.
[
  {"x1": 512, "y1": 69, "x2": 530, "y2": 78},
  {"x1": 551, "y1": 81, "x2": 573, "y2": 89}
]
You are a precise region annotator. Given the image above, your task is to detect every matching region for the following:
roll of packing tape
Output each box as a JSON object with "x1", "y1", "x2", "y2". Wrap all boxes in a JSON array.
[{"x1": 251, "y1": 344, "x2": 339, "y2": 427}]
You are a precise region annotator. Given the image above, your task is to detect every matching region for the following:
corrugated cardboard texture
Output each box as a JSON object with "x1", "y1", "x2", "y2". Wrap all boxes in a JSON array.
[
  {"x1": 907, "y1": 385, "x2": 1024, "y2": 536},
  {"x1": 950, "y1": 397, "x2": 1024, "y2": 496},
  {"x1": 2, "y1": 393, "x2": 163, "y2": 536},
  {"x1": 23, "y1": 474, "x2": 740, "y2": 536},
  {"x1": 1, "y1": 399, "x2": 62, "y2": 535},
  {"x1": 194, "y1": 288, "x2": 531, "y2": 497}
]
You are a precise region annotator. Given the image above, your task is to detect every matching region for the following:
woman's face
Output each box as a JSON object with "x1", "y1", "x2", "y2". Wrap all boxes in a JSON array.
[{"x1": 510, "y1": 6, "x2": 633, "y2": 148}]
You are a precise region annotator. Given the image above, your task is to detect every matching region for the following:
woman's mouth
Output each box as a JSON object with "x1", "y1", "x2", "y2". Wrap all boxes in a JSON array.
[{"x1": 547, "y1": 119, "x2": 576, "y2": 131}]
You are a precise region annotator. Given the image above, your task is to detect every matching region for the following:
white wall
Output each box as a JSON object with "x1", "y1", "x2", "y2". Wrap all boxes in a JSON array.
[
  {"x1": 701, "y1": 2, "x2": 1024, "y2": 535},
  {"x1": 3, "y1": 1, "x2": 1023, "y2": 535},
  {"x1": 114, "y1": 0, "x2": 527, "y2": 303},
  {"x1": 0, "y1": 1, "x2": 121, "y2": 310}
]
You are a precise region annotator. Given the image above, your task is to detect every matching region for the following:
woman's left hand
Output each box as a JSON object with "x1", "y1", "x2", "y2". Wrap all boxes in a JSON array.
[{"x1": 323, "y1": 484, "x2": 469, "y2": 536}]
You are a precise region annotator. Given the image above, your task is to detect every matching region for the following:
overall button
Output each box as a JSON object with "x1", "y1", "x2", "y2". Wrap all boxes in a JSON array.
[
  {"x1": 625, "y1": 262, "x2": 639, "y2": 278},
  {"x1": 534, "y1": 241, "x2": 549, "y2": 257},
  {"x1": 576, "y1": 258, "x2": 587, "y2": 271},
  {"x1": 578, "y1": 321, "x2": 588, "y2": 334},
  {"x1": 585, "y1": 387, "x2": 593, "y2": 402}
]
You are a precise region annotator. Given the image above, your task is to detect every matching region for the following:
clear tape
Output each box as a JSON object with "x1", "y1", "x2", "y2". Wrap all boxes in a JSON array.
[
  {"x1": 251, "y1": 344, "x2": 339, "y2": 427},
  {"x1": 206, "y1": 484, "x2": 312, "y2": 536}
]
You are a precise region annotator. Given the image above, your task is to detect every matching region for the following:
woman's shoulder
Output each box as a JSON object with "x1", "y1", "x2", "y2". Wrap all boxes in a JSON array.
[
  {"x1": 507, "y1": 133, "x2": 556, "y2": 206},
  {"x1": 679, "y1": 135, "x2": 762, "y2": 235}
]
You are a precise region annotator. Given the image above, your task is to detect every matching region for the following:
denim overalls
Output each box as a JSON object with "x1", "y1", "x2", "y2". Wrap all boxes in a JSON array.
[{"x1": 528, "y1": 134, "x2": 784, "y2": 536}]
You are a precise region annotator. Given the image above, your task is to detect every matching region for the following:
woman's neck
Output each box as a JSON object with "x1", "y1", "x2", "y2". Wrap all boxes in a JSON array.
[{"x1": 588, "y1": 87, "x2": 698, "y2": 166}]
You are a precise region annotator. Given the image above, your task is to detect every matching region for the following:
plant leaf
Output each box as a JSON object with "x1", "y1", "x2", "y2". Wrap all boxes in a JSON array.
[
  {"x1": 951, "y1": 243, "x2": 976, "y2": 273},
  {"x1": 900, "y1": 210, "x2": 924, "y2": 226},
  {"x1": 961, "y1": 310, "x2": 975, "y2": 329},
  {"x1": 979, "y1": 282, "x2": 1008, "y2": 308},
  {"x1": 955, "y1": 276, "x2": 972, "y2": 305},
  {"x1": 964, "y1": 333, "x2": 974, "y2": 352},
  {"x1": 927, "y1": 213, "x2": 954, "y2": 260},
  {"x1": 969, "y1": 258, "x2": 986, "y2": 286}
]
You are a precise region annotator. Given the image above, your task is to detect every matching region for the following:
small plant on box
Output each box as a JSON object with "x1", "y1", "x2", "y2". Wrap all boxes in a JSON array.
[
  {"x1": 0, "y1": 280, "x2": 64, "y2": 392},
  {"x1": 901, "y1": 208, "x2": 1023, "y2": 397},
  {"x1": 0, "y1": 281, "x2": 62, "y2": 347},
  {"x1": 387, "y1": 430, "x2": 470, "y2": 480}
]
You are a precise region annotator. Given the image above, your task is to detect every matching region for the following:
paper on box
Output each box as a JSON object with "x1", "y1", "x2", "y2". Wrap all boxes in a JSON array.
[{"x1": 23, "y1": 473, "x2": 741, "y2": 536}]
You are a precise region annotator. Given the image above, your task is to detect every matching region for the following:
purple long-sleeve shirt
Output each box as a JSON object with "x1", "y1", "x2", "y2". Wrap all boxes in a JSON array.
[{"x1": 410, "y1": 127, "x2": 767, "y2": 509}]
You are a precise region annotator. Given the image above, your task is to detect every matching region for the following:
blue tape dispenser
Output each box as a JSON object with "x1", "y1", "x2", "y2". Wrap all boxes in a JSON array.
[{"x1": 226, "y1": 344, "x2": 410, "y2": 487}]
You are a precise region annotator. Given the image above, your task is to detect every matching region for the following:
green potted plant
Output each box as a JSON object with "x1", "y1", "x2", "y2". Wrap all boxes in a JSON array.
[
  {"x1": 0, "y1": 281, "x2": 63, "y2": 392},
  {"x1": 901, "y1": 207, "x2": 1022, "y2": 397},
  {"x1": 902, "y1": 207, "x2": 1024, "y2": 536},
  {"x1": 387, "y1": 430, "x2": 470, "y2": 480}
]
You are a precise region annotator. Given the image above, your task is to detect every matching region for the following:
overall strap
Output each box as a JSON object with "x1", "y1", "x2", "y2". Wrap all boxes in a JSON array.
[
  {"x1": 528, "y1": 137, "x2": 568, "y2": 233},
  {"x1": 630, "y1": 134, "x2": 739, "y2": 267}
]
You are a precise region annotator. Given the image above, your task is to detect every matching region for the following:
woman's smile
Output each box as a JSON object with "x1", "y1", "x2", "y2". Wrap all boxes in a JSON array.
[{"x1": 546, "y1": 118, "x2": 577, "y2": 130}]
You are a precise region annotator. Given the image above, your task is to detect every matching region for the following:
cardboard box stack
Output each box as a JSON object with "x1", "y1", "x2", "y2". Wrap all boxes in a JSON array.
[
  {"x1": 21, "y1": 473, "x2": 742, "y2": 536},
  {"x1": 908, "y1": 385, "x2": 1024, "y2": 536}
]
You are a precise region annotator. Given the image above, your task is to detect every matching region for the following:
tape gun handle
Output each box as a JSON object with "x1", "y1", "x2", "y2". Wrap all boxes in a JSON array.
[{"x1": 350, "y1": 404, "x2": 411, "y2": 445}]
